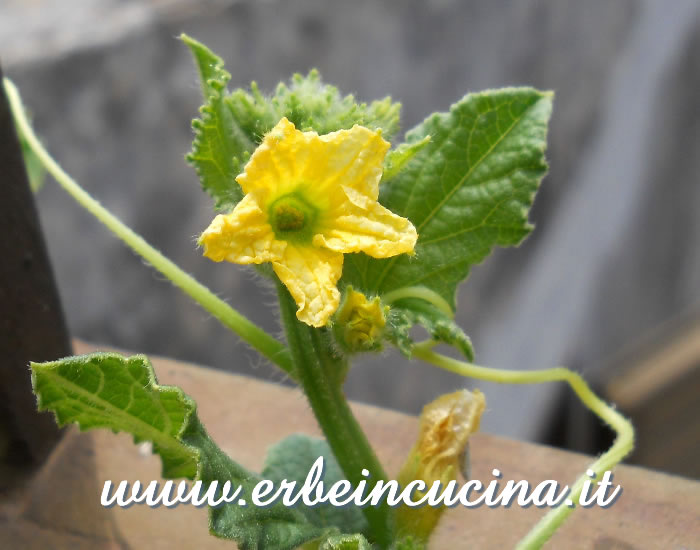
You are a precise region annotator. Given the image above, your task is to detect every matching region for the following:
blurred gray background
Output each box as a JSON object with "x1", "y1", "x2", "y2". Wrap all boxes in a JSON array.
[{"x1": 3, "y1": 0, "x2": 699, "y2": 473}]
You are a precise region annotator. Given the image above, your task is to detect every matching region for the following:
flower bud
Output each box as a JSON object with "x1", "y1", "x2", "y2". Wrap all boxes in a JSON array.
[{"x1": 333, "y1": 288, "x2": 388, "y2": 352}]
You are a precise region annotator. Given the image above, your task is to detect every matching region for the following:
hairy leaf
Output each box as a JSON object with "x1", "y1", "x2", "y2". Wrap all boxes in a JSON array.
[
  {"x1": 182, "y1": 34, "x2": 401, "y2": 212},
  {"x1": 31, "y1": 353, "x2": 198, "y2": 478},
  {"x1": 31, "y1": 353, "x2": 323, "y2": 549},
  {"x1": 227, "y1": 70, "x2": 401, "y2": 142},
  {"x1": 182, "y1": 34, "x2": 250, "y2": 211},
  {"x1": 263, "y1": 434, "x2": 368, "y2": 536},
  {"x1": 386, "y1": 298, "x2": 474, "y2": 361}
]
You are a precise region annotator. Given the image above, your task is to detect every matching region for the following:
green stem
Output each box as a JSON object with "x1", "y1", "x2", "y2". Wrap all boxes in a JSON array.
[
  {"x1": 412, "y1": 343, "x2": 634, "y2": 549},
  {"x1": 277, "y1": 284, "x2": 394, "y2": 548},
  {"x1": 4, "y1": 77, "x2": 293, "y2": 376},
  {"x1": 382, "y1": 286, "x2": 454, "y2": 318}
]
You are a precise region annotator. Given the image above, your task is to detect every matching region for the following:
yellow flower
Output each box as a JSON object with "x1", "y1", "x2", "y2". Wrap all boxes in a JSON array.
[
  {"x1": 199, "y1": 117, "x2": 418, "y2": 327},
  {"x1": 400, "y1": 389, "x2": 486, "y2": 486}
]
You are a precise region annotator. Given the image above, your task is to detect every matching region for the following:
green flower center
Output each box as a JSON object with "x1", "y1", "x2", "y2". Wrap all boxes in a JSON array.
[
  {"x1": 275, "y1": 203, "x2": 306, "y2": 231},
  {"x1": 269, "y1": 192, "x2": 317, "y2": 242}
]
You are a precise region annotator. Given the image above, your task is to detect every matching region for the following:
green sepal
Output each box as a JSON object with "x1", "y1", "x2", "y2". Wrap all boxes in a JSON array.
[
  {"x1": 263, "y1": 434, "x2": 369, "y2": 536},
  {"x1": 343, "y1": 88, "x2": 553, "y2": 313},
  {"x1": 386, "y1": 298, "x2": 474, "y2": 361},
  {"x1": 31, "y1": 352, "x2": 324, "y2": 550}
]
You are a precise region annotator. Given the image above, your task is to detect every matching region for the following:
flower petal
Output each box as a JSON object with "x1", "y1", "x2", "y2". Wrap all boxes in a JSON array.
[
  {"x1": 314, "y1": 200, "x2": 418, "y2": 258},
  {"x1": 199, "y1": 194, "x2": 285, "y2": 264},
  {"x1": 308, "y1": 124, "x2": 390, "y2": 201},
  {"x1": 235, "y1": 117, "x2": 305, "y2": 205},
  {"x1": 237, "y1": 118, "x2": 390, "y2": 213},
  {"x1": 272, "y1": 245, "x2": 343, "y2": 327}
]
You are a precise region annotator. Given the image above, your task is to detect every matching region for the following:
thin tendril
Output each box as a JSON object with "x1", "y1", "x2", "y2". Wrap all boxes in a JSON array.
[
  {"x1": 382, "y1": 286, "x2": 454, "y2": 318},
  {"x1": 4, "y1": 77, "x2": 294, "y2": 377},
  {"x1": 412, "y1": 342, "x2": 634, "y2": 549}
]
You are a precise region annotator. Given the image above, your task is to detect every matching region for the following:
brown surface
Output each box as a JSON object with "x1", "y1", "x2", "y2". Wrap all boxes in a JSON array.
[{"x1": 1, "y1": 342, "x2": 698, "y2": 549}]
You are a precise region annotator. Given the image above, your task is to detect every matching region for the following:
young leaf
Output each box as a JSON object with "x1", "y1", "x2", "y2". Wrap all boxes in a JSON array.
[
  {"x1": 182, "y1": 34, "x2": 402, "y2": 212},
  {"x1": 386, "y1": 298, "x2": 474, "y2": 361},
  {"x1": 263, "y1": 434, "x2": 368, "y2": 536},
  {"x1": 31, "y1": 353, "x2": 323, "y2": 550},
  {"x1": 225, "y1": 69, "x2": 401, "y2": 144},
  {"x1": 343, "y1": 88, "x2": 553, "y2": 312},
  {"x1": 181, "y1": 34, "x2": 252, "y2": 211}
]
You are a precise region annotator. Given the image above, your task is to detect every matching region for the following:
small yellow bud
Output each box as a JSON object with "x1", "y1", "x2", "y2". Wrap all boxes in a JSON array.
[{"x1": 334, "y1": 288, "x2": 388, "y2": 352}]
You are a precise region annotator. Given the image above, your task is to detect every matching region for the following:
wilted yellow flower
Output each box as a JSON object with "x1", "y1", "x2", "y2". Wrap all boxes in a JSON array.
[
  {"x1": 397, "y1": 389, "x2": 486, "y2": 542},
  {"x1": 400, "y1": 389, "x2": 485, "y2": 485},
  {"x1": 199, "y1": 117, "x2": 417, "y2": 327}
]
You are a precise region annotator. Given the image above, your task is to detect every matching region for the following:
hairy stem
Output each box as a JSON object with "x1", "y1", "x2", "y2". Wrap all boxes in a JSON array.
[
  {"x1": 277, "y1": 284, "x2": 394, "y2": 548},
  {"x1": 412, "y1": 343, "x2": 634, "y2": 549},
  {"x1": 4, "y1": 77, "x2": 293, "y2": 376}
]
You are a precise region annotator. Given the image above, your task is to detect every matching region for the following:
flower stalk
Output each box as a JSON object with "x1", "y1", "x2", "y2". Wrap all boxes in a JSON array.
[{"x1": 277, "y1": 282, "x2": 395, "y2": 548}]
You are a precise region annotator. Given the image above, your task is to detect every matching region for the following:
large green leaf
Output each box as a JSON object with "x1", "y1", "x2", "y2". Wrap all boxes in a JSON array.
[
  {"x1": 31, "y1": 353, "x2": 323, "y2": 550},
  {"x1": 343, "y1": 87, "x2": 552, "y2": 316},
  {"x1": 263, "y1": 434, "x2": 368, "y2": 536},
  {"x1": 182, "y1": 34, "x2": 401, "y2": 212}
]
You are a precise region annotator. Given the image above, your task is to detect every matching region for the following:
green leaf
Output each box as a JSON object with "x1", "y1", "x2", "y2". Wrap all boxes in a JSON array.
[
  {"x1": 183, "y1": 418, "x2": 324, "y2": 550},
  {"x1": 263, "y1": 434, "x2": 368, "y2": 536},
  {"x1": 31, "y1": 352, "x2": 323, "y2": 550},
  {"x1": 181, "y1": 33, "x2": 251, "y2": 211},
  {"x1": 386, "y1": 298, "x2": 474, "y2": 361},
  {"x1": 343, "y1": 88, "x2": 553, "y2": 312},
  {"x1": 182, "y1": 34, "x2": 401, "y2": 212},
  {"x1": 382, "y1": 136, "x2": 431, "y2": 182},
  {"x1": 31, "y1": 352, "x2": 198, "y2": 478},
  {"x1": 319, "y1": 533, "x2": 372, "y2": 550}
]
